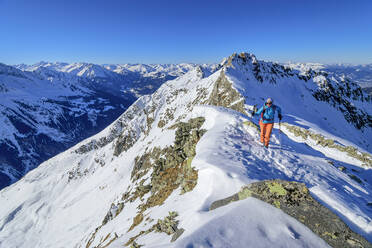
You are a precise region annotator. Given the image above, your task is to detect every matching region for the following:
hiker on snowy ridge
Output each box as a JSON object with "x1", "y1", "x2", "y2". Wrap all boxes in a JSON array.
[{"x1": 252, "y1": 98, "x2": 282, "y2": 148}]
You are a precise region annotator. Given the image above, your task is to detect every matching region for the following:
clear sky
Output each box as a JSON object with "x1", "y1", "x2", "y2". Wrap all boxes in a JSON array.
[{"x1": 0, "y1": 0, "x2": 371, "y2": 65}]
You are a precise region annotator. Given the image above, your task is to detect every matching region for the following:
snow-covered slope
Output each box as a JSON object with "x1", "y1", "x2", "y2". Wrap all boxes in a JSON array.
[
  {"x1": 0, "y1": 62, "x2": 138, "y2": 189},
  {"x1": 323, "y1": 64, "x2": 372, "y2": 95},
  {"x1": 287, "y1": 62, "x2": 372, "y2": 94},
  {"x1": 1, "y1": 53, "x2": 371, "y2": 248},
  {"x1": 18, "y1": 62, "x2": 217, "y2": 97},
  {"x1": 1, "y1": 62, "x2": 211, "y2": 189}
]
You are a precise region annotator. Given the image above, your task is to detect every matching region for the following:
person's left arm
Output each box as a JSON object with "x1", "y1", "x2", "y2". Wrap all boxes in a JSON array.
[{"x1": 277, "y1": 106, "x2": 282, "y2": 120}]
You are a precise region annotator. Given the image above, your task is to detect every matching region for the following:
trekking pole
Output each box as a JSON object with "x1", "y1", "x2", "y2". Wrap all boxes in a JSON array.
[{"x1": 278, "y1": 120, "x2": 282, "y2": 150}]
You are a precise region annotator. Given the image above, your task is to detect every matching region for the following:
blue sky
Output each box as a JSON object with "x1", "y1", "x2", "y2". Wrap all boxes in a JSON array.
[{"x1": 0, "y1": 0, "x2": 371, "y2": 64}]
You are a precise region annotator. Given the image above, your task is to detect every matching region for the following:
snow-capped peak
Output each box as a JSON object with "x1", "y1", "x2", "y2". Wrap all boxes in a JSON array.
[{"x1": 1, "y1": 53, "x2": 371, "y2": 248}]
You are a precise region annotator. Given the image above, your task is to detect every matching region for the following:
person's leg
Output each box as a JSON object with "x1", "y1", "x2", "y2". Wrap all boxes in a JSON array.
[
  {"x1": 259, "y1": 120, "x2": 265, "y2": 144},
  {"x1": 264, "y1": 123, "x2": 274, "y2": 147}
]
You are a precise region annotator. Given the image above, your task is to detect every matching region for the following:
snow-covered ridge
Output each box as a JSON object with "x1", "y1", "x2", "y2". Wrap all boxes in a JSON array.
[
  {"x1": 1, "y1": 52, "x2": 371, "y2": 247},
  {"x1": 1, "y1": 61, "x2": 209, "y2": 189},
  {"x1": 286, "y1": 62, "x2": 372, "y2": 92},
  {"x1": 17, "y1": 61, "x2": 217, "y2": 79}
]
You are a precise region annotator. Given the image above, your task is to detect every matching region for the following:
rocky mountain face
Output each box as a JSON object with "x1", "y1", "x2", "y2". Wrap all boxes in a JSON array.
[
  {"x1": 287, "y1": 62, "x2": 372, "y2": 95},
  {"x1": 0, "y1": 62, "x2": 213, "y2": 189},
  {"x1": 0, "y1": 53, "x2": 371, "y2": 247}
]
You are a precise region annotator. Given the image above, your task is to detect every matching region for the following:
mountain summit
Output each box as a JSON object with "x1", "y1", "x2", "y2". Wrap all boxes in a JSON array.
[{"x1": 0, "y1": 52, "x2": 371, "y2": 247}]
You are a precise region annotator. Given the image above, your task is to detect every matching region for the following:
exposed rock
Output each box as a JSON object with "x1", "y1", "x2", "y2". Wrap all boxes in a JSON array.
[
  {"x1": 224, "y1": 52, "x2": 293, "y2": 83},
  {"x1": 97, "y1": 117, "x2": 206, "y2": 246},
  {"x1": 283, "y1": 123, "x2": 372, "y2": 167},
  {"x1": 96, "y1": 233, "x2": 118, "y2": 248},
  {"x1": 125, "y1": 211, "x2": 184, "y2": 247},
  {"x1": 153, "y1": 211, "x2": 179, "y2": 235},
  {"x1": 130, "y1": 241, "x2": 143, "y2": 248},
  {"x1": 157, "y1": 119, "x2": 166, "y2": 128},
  {"x1": 210, "y1": 179, "x2": 371, "y2": 248},
  {"x1": 113, "y1": 129, "x2": 136, "y2": 156},
  {"x1": 74, "y1": 99, "x2": 147, "y2": 155},
  {"x1": 348, "y1": 174, "x2": 363, "y2": 184},
  {"x1": 84, "y1": 201, "x2": 125, "y2": 247},
  {"x1": 338, "y1": 166, "x2": 346, "y2": 172},
  {"x1": 326, "y1": 160, "x2": 335, "y2": 166},
  {"x1": 243, "y1": 120, "x2": 260, "y2": 133},
  {"x1": 66, "y1": 164, "x2": 89, "y2": 182},
  {"x1": 311, "y1": 76, "x2": 372, "y2": 130},
  {"x1": 207, "y1": 70, "x2": 247, "y2": 115},
  {"x1": 129, "y1": 213, "x2": 144, "y2": 232},
  {"x1": 157, "y1": 107, "x2": 176, "y2": 130},
  {"x1": 130, "y1": 117, "x2": 206, "y2": 199},
  {"x1": 102, "y1": 202, "x2": 125, "y2": 224}
]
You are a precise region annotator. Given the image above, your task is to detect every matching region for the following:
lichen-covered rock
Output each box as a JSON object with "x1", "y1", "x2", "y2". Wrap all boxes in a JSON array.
[
  {"x1": 243, "y1": 120, "x2": 260, "y2": 133},
  {"x1": 157, "y1": 119, "x2": 166, "y2": 128},
  {"x1": 153, "y1": 211, "x2": 179, "y2": 235},
  {"x1": 338, "y1": 166, "x2": 346, "y2": 172},
  {"x1": 130, "y1": 117, "x2": 206, "y2": 200},
  {"x1": 128, "y1": 213, "x2": 144, "y2": 231},
  {"x1": 125, "y1": 211, "x2": 184, "y2": 247},
  {"x1": 210, "y1": 179, "x2": 371, "y2": 248},
  {"x1": 283, "y1": 123, "x2": 372, "y2": 167},
  {"x1": 207, "y1": 70, "x2": 247, "y2": 115},
  {"x1": 118, "y1": 117, "x2": 206, "y2": 245}
]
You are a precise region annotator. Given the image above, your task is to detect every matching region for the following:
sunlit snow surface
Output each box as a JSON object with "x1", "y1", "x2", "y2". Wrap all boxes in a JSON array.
[
  {"x1": 286, "y1": 62, "x2": 372, "y2": 89},
  {"x1": 0, "y1": 55, "x2": 371, "y2": 247},
  {"x1": 0, "y1": 62, "x2": 216, "y2": 188}
]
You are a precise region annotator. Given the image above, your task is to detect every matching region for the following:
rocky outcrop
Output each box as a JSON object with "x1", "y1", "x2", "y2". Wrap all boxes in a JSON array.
[
  {"x1": 207, "y1": 70, "x2": 247, "y2": 115},
  {"x1": 283, "y1": 123, "x2": 372, "y2": 167},
  {"x1": 85, "y1": 117, "x2": 206, "y2": 247},
  {"x1": 243, "y1": 120, "x2": 260, "y2": 133},
  {"x1": 311, "y1": 73, "x2": 372, "y2": 130},
  {"x1": 125, "y1": 212, "x2": 184, "y2": 247},
  {"x1": 210, "y1": 179, "x2": 371, "y2": 248},
  {"x1": 75, "y1": 96, "x2": 153, "y2": 156},
  {"x1": 224, "y1": 52, "x2": 296, "y2": 84},
  {"x1": 123, "y1": 117, "x2": 206, "y2": 244}
]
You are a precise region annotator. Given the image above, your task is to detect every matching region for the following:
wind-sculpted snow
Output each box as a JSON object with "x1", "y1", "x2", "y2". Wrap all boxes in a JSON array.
[{"x1": 0, "y1": 53, "x2": 371, "y2": 248}]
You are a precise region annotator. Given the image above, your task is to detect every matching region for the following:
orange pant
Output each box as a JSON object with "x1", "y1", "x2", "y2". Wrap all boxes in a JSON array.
[{"x1": 259, "y1": 120, "x2": 273, "y2": 147}]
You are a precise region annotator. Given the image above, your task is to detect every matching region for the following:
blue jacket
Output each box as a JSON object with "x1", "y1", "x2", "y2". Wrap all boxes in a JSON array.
[{"x1": 255, "y1": 104, "x2": 282, "y2": 124}]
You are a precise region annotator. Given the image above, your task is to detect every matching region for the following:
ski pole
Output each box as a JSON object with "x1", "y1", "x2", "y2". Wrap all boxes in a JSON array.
[{"x1": 279, "y1": 120, "x2": 282, "y2": 150}]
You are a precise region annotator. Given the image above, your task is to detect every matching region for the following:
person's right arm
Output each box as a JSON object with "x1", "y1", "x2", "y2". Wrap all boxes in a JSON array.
[{"x1": 254, "y1": 106, "x2": 263, "y2": 116}]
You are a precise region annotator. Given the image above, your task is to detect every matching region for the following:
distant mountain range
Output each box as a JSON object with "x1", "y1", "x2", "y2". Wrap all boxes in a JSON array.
[
  {"x1": 286, "y1": 63, "x2": 372, "y2": 94},
  {"x1": 1, "y1": 59, "x2": 371, "y2": 190},
  {"x1": 1, "y1": 53, "x2": 371, "y2": 247},
  {"x1": 0, "y1": 62, "x2": 216, "y2": 188}
]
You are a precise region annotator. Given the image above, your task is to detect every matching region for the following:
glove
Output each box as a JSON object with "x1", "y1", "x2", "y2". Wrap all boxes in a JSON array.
[
  {"x1": 251, "y1": 105, "x2": 257, "y2": 116},
  {"x1": 278, "y1": 114, "x2": 282, "y2": 121}
]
